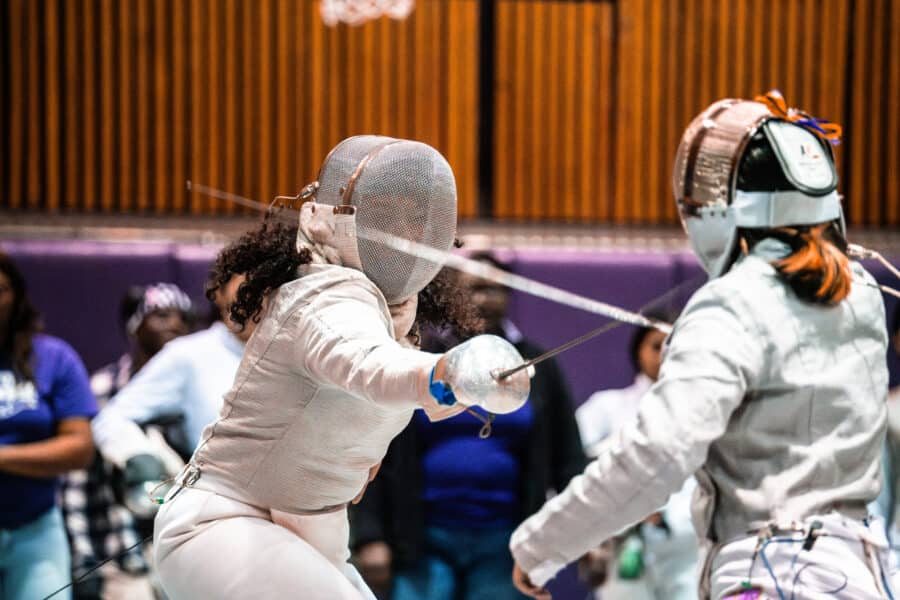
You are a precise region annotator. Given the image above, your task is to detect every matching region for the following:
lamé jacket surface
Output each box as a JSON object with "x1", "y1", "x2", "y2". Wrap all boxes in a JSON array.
[
  {"x1": 510, "y1": 239, "x2": 889, "y2": 587},
  {"x1": 188, "y1": 263, "x2": 456, "y2": 514}
]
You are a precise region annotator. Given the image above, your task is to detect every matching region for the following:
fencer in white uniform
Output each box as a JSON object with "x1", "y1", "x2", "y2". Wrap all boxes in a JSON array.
[
  {"x1": 153, "y1": 136, "x2": 531, "y2": 599},
  {"x1": 510, "y1": 93, "x2": 894, "y2": 600}
]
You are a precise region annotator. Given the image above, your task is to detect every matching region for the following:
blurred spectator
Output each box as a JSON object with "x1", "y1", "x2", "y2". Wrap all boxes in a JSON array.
[
  {"x1": 576, "y1": 310, "x2": 670, "y2": 453},
  {"x1": 0, "y1": 252, "x2": 96, "y2": 600},
  {"x1": 90, "y1": 274, "x2": 250, "y2": 500},
  {"x1": 350, "y1": 252, "x2": 587, "y2": 600},
  {"x1": 575, "y1": 310, "x2": 699, "y2": 600},
  {"x1": 881, "y1": 302, "x2": 900, "y2": 565},
  {"x1": 62, "y1": 283, "x2": 193, "y2": 600},
  {"x1": 890, "y1": 302, "x2": 900, "y2": 404}
]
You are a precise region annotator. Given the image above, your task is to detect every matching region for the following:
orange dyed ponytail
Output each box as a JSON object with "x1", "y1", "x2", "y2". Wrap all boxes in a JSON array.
[{"x1": 772, "y1": 223, "x2": 851, "y2": 305}]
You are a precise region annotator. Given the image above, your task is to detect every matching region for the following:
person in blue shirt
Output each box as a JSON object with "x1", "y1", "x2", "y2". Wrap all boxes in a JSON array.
[
  {"x1": 0, "y1": 252, "x2": 97, "y2": 600},
  {"x1": 350, "y1": 252, "x2": 587, "y2": 600}
]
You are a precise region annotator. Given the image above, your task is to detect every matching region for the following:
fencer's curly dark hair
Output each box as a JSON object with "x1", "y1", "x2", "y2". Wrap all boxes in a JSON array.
[
  {"x1": 206, "y1": 215, "x2": 480, "y2": 338},
  {"x1": 205, "y1": 216, "x2": 312, "y2": 328},
  {"x1": 414, "y1": 265, "x2": 481, "y2": 342}
]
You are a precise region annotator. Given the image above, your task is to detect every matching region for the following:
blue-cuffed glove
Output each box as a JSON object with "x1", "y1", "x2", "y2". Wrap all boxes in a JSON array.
[{"x1": 429, "y1": 366, "x2": 458, "y2": 406}]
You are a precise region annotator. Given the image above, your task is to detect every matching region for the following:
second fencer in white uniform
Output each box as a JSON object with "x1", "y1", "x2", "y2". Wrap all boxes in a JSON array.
[
  {"x1": 510, "y1": 93, "x2": 894, "y2": 600},
  {"x1": 153, "y1": 136, "x2": 531, "y2": 599}
]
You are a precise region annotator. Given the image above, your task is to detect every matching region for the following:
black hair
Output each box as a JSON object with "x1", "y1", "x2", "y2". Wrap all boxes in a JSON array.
[
  {"x1": 467, "y1": 250, "x2": 510, "y2": 273},
  {"x1": 119, "y1": 286, "x2": 146, "y2": 333},
  {"x1": 414, "y1": 267, "x2": 482, "y2": 342},
  {"x1": 628, "y1": 308, "x2": 678, "y2": 373},
  {"x1": 208, "y1": 214, "x2": 479, "y2": 339},
  {"x1": 206, "y1": 215, "x2": 312, "y2": 329},
  {"x1": 0, "y1": 253, "x2": 42, "y2": 382}
]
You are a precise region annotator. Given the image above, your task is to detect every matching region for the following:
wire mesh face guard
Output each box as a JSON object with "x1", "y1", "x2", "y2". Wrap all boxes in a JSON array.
[
  {"x1": 308, "y1": 135, "x2": 458, "y2": 304},
  {"x1": 672, "y1": 99, "x2": 842, "y2": 277}
]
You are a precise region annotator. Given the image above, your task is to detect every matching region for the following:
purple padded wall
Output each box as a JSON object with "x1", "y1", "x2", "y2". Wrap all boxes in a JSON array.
[
  {"x1": 3, "y1": 238, "x2": 898, "y2": 397},
  {"x1": 172, "y1": 245, "x2": 220, "y2": 302},
  {"x1": 172, "y1": 245, "x2": 223, "y2": 322},
  {"x1": 2, "y1": 241, "x2": 177, "y2": 371},
  {"x1": 862, "y1": 259, "x2": 900, "y2": 390},
  {"x1": 2, "y1": 239, "x2": 899, "y2": 600},
  {"x1": 507, "y1": 249, "x2": 682, "y2": 405}
]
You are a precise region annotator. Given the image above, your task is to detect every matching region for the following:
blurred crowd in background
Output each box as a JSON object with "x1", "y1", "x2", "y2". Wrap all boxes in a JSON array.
[{"x1": 2, "y1": 247, "x2": 899, "y2": 600}]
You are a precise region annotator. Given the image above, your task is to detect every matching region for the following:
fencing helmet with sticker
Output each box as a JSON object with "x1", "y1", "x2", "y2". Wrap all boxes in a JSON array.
[{"x1": 672, "y1": 92, "x2": 843, "y2": 277}]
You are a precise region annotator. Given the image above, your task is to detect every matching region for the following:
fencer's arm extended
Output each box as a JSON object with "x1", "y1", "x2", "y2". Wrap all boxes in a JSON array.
[
  {"x1": 293, "y1": 283, "x2": 441, "y2": 410},
  {"x1": 91, "y1": 345, "x2": 188, "y2": 468},
  {"x1": 510, "y1": 288, "x2": 765, "y2": 587}
]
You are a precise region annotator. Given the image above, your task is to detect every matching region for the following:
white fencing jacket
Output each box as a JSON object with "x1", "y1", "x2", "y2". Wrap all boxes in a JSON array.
[
  {"x1": 511, "y1": 239, "x2": 889, "y2": 587},
  {"x1": 188, "y1": 263, "x2": 459, "y2": 514}
]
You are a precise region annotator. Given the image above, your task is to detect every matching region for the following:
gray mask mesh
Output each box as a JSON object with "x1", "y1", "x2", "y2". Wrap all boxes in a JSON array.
[
  {"x1": 316, "y1": 135, "x2": 396, "y2": 207},
  {"x1": 316, "y1": 137, "x2": 457, "y2": 304}
]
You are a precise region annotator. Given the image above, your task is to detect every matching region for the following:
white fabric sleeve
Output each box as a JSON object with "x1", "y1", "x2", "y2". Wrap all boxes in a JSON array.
[
  {"x1": 292, "y1": 285, "x2": 441, "y2": 410},
  {"x1": 91, "y1": 345, "x2": 188, "y2": 468},
  {"x1": 575, "y1": 392, "x2": 614, "y2": 456},
  {"x1": 509, "y1": 287, "x2": 765, "y2": 587}
]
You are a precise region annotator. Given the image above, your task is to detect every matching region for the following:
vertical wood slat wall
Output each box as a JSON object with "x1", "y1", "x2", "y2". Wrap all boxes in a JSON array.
[
  {"x1": 2, "y1": 0, "x2": 479, "y2": 218},
  {"x1": 2, "y1": 1, "x2": 898, "y2": 226},
  {"x1": 492, "y1": 0, "x2": 899, "y2": 226}
]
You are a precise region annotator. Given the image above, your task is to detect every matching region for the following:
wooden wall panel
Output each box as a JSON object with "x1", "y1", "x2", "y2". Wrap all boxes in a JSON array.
[
  {"x1": 26, "y1": 0, "x2": 40, "y2": 211},
  {"x1": 493, "y1": 0, "x2": 616, "y2": 221},
  {"x1": 663, "y1": 0, "x2": 850, "y2": 224},
  {"x1": 7, "y1": 0, "x2": 25, "y2": 211},
  {"x1": 99, "y1": 0, "x2": 114, "y2": 212},
  {"x1": 492, "y1": 0, "x2": 897, "y2": 226},
  {"x1": 2, "y1": 1, "x2": 897, "y2": 226},
  {"x1": 888, "y1": 0, "x2": 900, "y2": 225},
  {"x1": 3, "y1": 0, "x2": 480, "y2": 218},
  {"x1": 847, "y1": 0, "x2": 900, "y2": 227}
]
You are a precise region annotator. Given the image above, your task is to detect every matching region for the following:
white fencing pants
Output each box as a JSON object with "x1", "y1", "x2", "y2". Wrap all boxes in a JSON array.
[
  {"x1": 706, "y1": 513, "x2": 896, "y2": 600},
  {"x1": 154, "y1": 486, "x2": 375, "y2": 600}
]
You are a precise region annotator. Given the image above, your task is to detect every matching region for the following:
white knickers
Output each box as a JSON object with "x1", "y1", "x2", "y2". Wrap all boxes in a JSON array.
[
  {"x1": 154, "y1": 486, "x2": 375, "y2": 600},
  {"x1": 704, "y1": 513, "x2": 896, "y2": 600}
]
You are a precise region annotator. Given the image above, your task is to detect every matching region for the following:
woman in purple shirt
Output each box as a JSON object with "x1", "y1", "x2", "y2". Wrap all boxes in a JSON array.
[{"x1": 0, "y1": 253, "x2": 97, "y2": 600}]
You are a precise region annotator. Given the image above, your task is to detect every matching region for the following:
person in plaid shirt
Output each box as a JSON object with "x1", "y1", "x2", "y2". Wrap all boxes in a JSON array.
[{"x1": 62, "y1": 283, "x2": 193, "y2": 600}]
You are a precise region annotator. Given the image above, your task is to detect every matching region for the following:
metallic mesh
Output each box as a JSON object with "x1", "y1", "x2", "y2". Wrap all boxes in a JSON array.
[
  {"x1": 316, "y1": 135, "x2": 396, "y2": 207},
  {"x1": 672, "y1": 99, "x2": 772, "y2": 219},
  {"x1": 316, "y1": 136, "x2": 457, "y2": 304}
]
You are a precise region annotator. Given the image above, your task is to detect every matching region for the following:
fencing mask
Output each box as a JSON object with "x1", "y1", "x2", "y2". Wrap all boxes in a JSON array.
[
  {"x1": 297, "y1": 135, "x2": 458, "y2": 304},
  {"x1": 672, "y1": 93, "x2": 843, "y2": 278}
]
